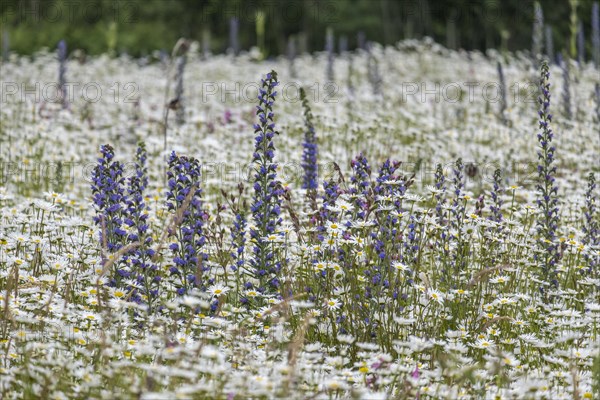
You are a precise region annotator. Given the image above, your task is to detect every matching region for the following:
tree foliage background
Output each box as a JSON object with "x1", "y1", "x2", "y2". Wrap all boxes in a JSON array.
[{"x1": 0, "y1": 0, "x2": 597, "y2": 57}]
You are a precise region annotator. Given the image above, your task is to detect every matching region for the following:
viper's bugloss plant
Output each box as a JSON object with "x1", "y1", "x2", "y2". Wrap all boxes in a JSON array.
[
  {"x1": 434, "y1": 163, "x2": 447, "y2": 224},
  {"x1": 374, "y1": 159, "x2": 404, "y2": 209},
  {"x1": 300, "y1": 87, "x2": 318, "y2": 192},
  {"x1": 287, "y1": 37, "x2": 297, "y2": 78},
  {"x1": 321, "y1": 178, "x2": 340, "y2": 220},
  {"x1": 125, "y1": 143, "x2": 149, "y2": 244},
  {"x1": 593, "y1": 2, "x2": 600, "y2": 68},
  {"x1": 450, "y1": 158, "x2": 465, "y2": 231},
  {"x1": 373, "y1": 159, "x2": 404, "y2": 257},
  {"x1": 560, "y1": 55, "x2": 571, "y2": 120},
  {"x1": 532, "y1": 2, "x2": 544, "y2": 65},
  {"x1": 583, "y1": 172, "x2": 598, "y2": 274},
  {"x1": 367, "y1": 45, "x2": 382, "y2": 97},
  {"x1": 325, "y1": 28, "x2": 334, "y2": 83},
  {"x1": 497, "y1": 61, "x2": 508, "y2": 124},
  {"x1": 450, "y1": 158, "x2": 468, "y2": 280},
  {"x1": 222, "y1": 183, "x2": 248, "y2": 306},
  {"x1": 404, "y1": 214, "x2": 421, "y2": 269},
  {"x1": 357, "y1": 161, "x2": 408, "y2": 327},
  {"x1": 57, "y1": 39, "x2": 67, "y2": 108},
  {"x1": 165, "y1": 151, "x2": 208, "y2": 296},
  {"x1": 535, "y1": 60, "x2": 561, "y2": 292},
  {"x1": 595, "y1": 83, "x2": 600, "y2": 136},
  {"x1": 174, "y1": 52, "x2": 187, "y2": 125},
  {"x1": 374, "y1": 160, "x2": 401, "y2": 198},
  {"x1": 124, "y1": 142, "x2": 159, "y2": 307},
  {"x1": 229, "y1": 17, "x2": 239, "y2": 56},
  {"x1": 347, "y1": 55, "x2": 355, "y2": 99},
  {"x1": 433, "y1": 163, "x2": 452, "y2": 286},
  {"x1": 577, "y1": 22, "x2": 585, "y2": 65},
  {"x1": 91, "y1": 144, "x2": 129, "y2": 284},
  {"x1": 318, "y1": 178, "x2": 340, "y2": 240},
  {"x1": 249, "y1": 70, "x2": 284, "y2": 297},
  {"x1": 489, "y1": 169, "x2": 504, "y2": 226},
  {"x1": 349, "y1": 153, "x2": 371, "y2": 221},
  {"x1": 229, "y1": 185, "x2": 247, "y2": 275}
]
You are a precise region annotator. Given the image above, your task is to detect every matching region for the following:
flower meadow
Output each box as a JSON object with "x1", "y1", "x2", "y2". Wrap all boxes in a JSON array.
[{"x1": 0, "y1": 40, "x2": 599, "y2": 399}]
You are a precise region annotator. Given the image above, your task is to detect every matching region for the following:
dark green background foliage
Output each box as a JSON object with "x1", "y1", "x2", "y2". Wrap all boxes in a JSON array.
[{"x1": 0, "y1": 0, "x2": 596, "y2": 57}]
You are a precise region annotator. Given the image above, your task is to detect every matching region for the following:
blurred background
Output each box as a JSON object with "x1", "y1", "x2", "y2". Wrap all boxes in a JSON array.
[{"x1": 0, "y1": 0, "x2": 597, "y2": 58}]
